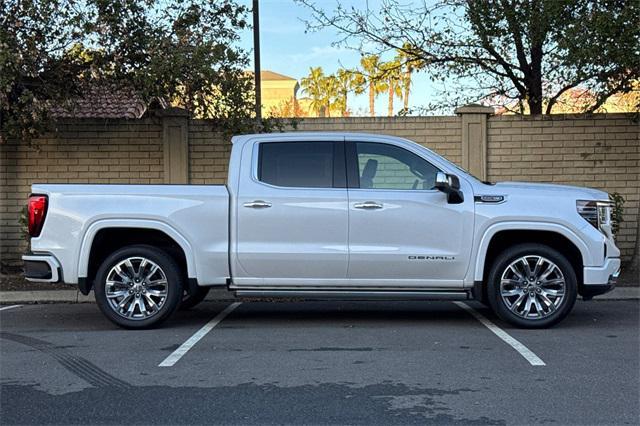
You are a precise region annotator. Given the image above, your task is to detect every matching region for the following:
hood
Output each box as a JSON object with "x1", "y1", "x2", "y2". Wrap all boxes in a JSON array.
[{"x1": 492, "y1": 181, "x2": 609, "y2": 201}]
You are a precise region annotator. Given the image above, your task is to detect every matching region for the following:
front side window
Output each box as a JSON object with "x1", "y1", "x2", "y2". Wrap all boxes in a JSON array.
[
  {"x1": 355, "y1": 142, "x2": 440, "y2": 190},
  {"x1": 258, "y1": 141, "x2": 337, "y2": 188}
]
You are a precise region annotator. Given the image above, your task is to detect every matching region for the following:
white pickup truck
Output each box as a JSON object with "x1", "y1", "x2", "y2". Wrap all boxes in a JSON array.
[{"x1": 23, "y1": 132, "x2": 620, "y2": 329}]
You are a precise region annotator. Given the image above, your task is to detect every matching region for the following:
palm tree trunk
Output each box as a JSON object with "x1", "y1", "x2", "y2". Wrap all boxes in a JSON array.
[
  {"x1": 342, "y1": 91, "x2": 348, "y2": 117},
  {"x1": 403, "y1": 72, "x2": 410, "y2": 112},
  {"x1": 369, "y1": 82, "x2": 375, "y2": 116},
  {"x1": 388, "y1": 83, "x2": 394, "y2": 116}
]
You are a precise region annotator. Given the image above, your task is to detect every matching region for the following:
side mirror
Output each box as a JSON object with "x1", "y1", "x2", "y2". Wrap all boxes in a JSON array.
[
  {"x1": 434, "y1": 171, "x2": 464, "y2": 204},
  {"x1": 434, "y1": 171, "x2": 450, "y2": 191}
]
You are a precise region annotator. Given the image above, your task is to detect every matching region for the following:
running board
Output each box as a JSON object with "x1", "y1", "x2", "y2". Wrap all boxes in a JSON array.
[{"x1": 233, "y1": 289, "x2": 471, "y2": 301}]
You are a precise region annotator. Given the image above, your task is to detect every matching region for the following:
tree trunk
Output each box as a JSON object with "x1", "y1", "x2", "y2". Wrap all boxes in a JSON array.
[
  {"x1": 369, "y1": 82, "x2": 375, "y2": 116},
  {"x1": 388, "y1": 83, "x2": 394, "y2": 116},
  {"x1": 527, "y1": 43, "x2": 544, "y2": 115},
  {"x1": 527, "y1": 95, "x2": 543, "y2": 115},
  {"x1": 342, "y1": 91, "x2": 348, "y2": 117},
  {"x1": 403, "y1": 71, "x2": 410, "y2": 112}
]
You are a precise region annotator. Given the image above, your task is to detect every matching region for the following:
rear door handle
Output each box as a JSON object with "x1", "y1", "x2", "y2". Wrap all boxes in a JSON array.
[
  {"x1": 243, "y1": 200, "x2": 272, "y2": 208},
  {"x1": 354, "y1": 201, "x2": 383, "y2": 209}
]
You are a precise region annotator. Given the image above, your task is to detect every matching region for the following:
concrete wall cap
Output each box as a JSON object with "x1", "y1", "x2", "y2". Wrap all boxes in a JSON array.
[{"x1": 455, "y1": 104, "x2": 495, "y2": 115}]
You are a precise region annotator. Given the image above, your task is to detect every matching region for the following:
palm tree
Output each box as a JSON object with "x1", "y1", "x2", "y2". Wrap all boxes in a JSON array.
[
  {"x1": 380, "y1": 60, "x2": 403, "y2": 116},
  {"x1": 335, "y1": 68, "x2": 363, "y2": 117},
  {"x1": 321, "y1": 74, "x2": 340, "y2": 118},
  {"x1": 396, "y1": 45, "x2": 424, "y2": 114},
  {"x1": 359, "y1": 55, "x2": 387, "y2": 116},
  {"x1": 300, "y1": 67, "x2": 326, "y2": 116}
]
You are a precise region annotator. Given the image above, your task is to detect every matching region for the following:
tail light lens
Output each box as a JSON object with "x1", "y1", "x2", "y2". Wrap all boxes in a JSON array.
[{"x1": 28, "y1": 195, "x2": 48, "y2": 237}]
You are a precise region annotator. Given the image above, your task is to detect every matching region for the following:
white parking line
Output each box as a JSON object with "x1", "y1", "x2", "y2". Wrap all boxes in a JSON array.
[
  {"x1": 159, "y1": 302, "x2": 241, "y2": 367},
  {"x1": 0, "y1": 305, "x2": 22, "y2": 312},
  {"x1": 453, "y1": 301, "x2": 546, "y2": 366}
]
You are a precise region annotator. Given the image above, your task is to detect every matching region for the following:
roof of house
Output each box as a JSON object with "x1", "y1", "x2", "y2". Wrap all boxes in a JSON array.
[
  {"x1": 260, "y1": 70, "x2": 296, "y2": 81},
  {"x1": 50, "y1": 86, "x2": 150, "y2": 119},
  {"x1": 49, "y1": 70, "x2": 297, "y2": 119}
]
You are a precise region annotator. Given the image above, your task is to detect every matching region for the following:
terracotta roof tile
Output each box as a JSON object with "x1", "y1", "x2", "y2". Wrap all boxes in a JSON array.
[{"x1": 51, "y1": 86, "x2": 149, "y2": 119}]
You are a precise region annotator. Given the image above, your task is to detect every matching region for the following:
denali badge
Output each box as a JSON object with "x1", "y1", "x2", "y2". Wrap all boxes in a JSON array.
[
  {"x1": 408, "y1": 255, "x2": 456, "y2": 261},
  {"x1": 474, "y1": 195, "x2": 505, "y2": 203}
]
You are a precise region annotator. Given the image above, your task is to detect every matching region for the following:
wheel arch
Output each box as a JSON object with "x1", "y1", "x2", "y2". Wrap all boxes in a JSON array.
[
  {"x1": 474, "y1": 223, "x2": 588, "y2": 286},
  {"x1": 78, "y1": 220, "x2": 195, "y2": 295}
]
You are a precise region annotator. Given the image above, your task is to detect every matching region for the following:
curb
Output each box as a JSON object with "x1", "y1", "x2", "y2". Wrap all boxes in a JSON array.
[{"x1": 1, "y1": 287, "x2": 638, "y2": 305}]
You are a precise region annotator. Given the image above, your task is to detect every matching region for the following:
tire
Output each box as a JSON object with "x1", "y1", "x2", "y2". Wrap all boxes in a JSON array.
[
  {"x1": 94, "y1": 245, "x2": 183, "y2": 329},
  {"x1": 179, "y1": 286, "x2": 210, "y2": 310},
  {"x1": 487, "y1": 243, "x2": 577, "y2": 329}
]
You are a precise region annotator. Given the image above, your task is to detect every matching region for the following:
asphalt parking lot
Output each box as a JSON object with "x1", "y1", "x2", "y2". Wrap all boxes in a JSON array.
[{"x1": 1, "y1": 299, "x2": 639, "y2": 425}]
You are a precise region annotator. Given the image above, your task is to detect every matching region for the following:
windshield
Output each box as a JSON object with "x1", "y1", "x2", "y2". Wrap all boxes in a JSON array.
[{"x1": 420, "y1": 146, "x2": 489, "y2": 185}]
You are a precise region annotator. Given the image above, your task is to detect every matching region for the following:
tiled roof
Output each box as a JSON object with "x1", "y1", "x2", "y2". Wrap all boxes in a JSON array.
[{"x1": 50, "y1": 86, "x2": 149, "y2": 119}]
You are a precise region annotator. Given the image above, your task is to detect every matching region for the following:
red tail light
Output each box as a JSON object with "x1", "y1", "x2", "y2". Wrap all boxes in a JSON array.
[{"x1": 28, "y1": 195, "x2": 48, "y2": 237}]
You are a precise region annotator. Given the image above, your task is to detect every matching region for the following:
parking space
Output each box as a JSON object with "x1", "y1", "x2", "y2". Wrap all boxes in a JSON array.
[{"x1": 1, "y1": 300, "x2": 638, "y2": 425}]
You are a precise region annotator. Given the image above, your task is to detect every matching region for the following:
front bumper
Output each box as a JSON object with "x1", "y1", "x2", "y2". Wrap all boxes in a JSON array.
[
  {"x1": 581, "y1": 258, "x2": 620, "y2": 300},
  {"x1": 22, "y1": 253, "x2": 62, "y2": 283}
]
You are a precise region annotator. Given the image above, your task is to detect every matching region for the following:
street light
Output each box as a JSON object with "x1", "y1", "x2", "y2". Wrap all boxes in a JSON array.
[{"x1": 253, "y1": 0, "x2": 261, "y2": 121}]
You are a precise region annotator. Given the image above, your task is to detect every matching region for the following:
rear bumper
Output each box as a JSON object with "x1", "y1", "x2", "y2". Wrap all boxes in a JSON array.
[
  {"x1": 581, "y1": 258, "x2": 620, "y2": 300},
  {"x1": 22, "y1": 254, "x2": 62, "y2": 283}
]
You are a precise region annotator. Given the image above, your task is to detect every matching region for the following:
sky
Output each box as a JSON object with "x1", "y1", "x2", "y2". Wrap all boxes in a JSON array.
[{"x1": 237, "y1": 0, "x2": 440, "y2": 116}]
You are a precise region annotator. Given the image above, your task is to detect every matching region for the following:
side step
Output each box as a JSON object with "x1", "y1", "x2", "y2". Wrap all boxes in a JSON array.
[{"x1": 233, "y1": 289, "x2": 471, "y2": 301}]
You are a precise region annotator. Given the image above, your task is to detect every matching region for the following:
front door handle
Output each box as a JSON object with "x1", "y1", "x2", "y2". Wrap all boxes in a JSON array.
[
  {"x1": 354, "y1": 201, "x2": 383, "y2": 210},
  {"x1": 243, "y1": 200, "x2": 272, "y2": 209}
]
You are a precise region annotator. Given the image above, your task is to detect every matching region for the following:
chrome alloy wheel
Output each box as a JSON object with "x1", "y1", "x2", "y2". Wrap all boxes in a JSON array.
[
  {"x1": 500, "y1": 255, "x2": 566, "y2": 320},
  {"x1": 105, "y1": 257, "x2": 169, "y2": 320}
]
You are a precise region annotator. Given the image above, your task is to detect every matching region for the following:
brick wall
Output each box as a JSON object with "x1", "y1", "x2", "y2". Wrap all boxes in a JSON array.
[
  {"x1": 1, "y1": 113, "x2": 637, "y2": 272},
  {"x1": 188, "y1": 121, "x2": 228, "y2": 184},
  {"x1": 0, "y1": 119, "x2": 163, "y2": 265},
  {"x1": 296, "y1": 117, "x2": 463, "y2": 165},
  {"x1": 487, "y1": 114, "x2": 639, "y2": 263}
]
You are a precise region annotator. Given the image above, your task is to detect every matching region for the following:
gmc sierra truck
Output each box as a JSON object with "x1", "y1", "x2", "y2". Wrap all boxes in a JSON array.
[{"x1": 23, "y1": 132, "x2": 620, "y2": 329}]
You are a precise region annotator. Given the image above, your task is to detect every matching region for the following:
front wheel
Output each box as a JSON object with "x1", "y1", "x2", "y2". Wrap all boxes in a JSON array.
[
  {"x1": 487, "y1": 243, "x2": 577, "y2": 328},
  {"x1": 94, "y1": 245, "x2": 183, "y2": 329}
]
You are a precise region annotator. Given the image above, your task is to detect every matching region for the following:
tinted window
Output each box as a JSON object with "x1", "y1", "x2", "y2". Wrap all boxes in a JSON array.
[
  {"x1": 356, "y1": 142, "x2": 440, "y2": 190},
  {"x1": 259, "y1": 142, "x2": 336, "y2": 188}
]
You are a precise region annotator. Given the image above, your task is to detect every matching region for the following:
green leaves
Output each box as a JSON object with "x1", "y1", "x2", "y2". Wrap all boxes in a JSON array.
[
  {"x1": 298, "y1": 0, "x2": 639, "y2": 115},
  {"x1": 1, "y1": 0, "x2": 258, "y2": 144}
]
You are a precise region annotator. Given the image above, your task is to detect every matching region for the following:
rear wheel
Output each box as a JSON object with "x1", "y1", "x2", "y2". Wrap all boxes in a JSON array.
[
  {"x1": 487, "y1": 243, "x2": 577, "y2": 328},
  {"x1": 94, "y1": 245, "x2": 183, "y2": 329}
]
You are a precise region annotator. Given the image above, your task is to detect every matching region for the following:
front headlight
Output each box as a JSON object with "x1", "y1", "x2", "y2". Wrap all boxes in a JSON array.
[{"x1": 577, "y1": 200, "x2": 613, "y2": 236}]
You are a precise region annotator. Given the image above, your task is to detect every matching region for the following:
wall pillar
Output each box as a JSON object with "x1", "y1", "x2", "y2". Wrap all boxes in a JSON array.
[
  {"x1": 455, "y1": 104, "x2": 494, "y2": 181},
  {"x1": 158, "y1": 108, "x2": 190, "y2": 184}
]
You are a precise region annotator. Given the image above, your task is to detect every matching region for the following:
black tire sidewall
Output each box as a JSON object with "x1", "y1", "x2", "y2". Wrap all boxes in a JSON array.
[
  {"x1": 487, "y1": 243, "x2": 577, "y2": 329},
  {"x1": 94, "y1": 245, "x2": 183, "y2": 329}
]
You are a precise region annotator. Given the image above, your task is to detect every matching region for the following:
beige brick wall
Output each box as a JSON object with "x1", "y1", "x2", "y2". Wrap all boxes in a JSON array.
[
  {"x1": 188, "y1": 121, "x2": 229, "y2": 184},
  {"x1": 0, "y1": 119, "x2": 163, "y2": 265},
  {"x1": 1, "y1": 113, "x2": 637, "y2": 271},
  {"x1": 487, "y1": 114, "x2": 639, "y2": 262},
  {"x1": 296, "y1": 117, "x2": 463, "y2": 166}
]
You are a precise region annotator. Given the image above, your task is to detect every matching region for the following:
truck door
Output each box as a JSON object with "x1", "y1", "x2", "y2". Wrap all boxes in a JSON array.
[
  {"x1": 345, "y1": 140, "x2": 474, "y2": 288},
  {"x1": 234, "y1": 138, "x2": 349, "y2": 286}
]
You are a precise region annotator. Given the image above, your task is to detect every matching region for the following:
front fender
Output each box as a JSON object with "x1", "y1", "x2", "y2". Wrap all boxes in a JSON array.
[{"x1": 472, "y1": 221, "x2": 591, "y2": 282}]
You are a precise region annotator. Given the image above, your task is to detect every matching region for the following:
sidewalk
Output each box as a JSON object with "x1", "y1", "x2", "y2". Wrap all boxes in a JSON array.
[{"x1": 1, "y1": 287, "x2": 638, "y2": 304}]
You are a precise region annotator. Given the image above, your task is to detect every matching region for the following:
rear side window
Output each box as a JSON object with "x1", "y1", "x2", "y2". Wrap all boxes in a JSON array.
[{"x1": 258, "y1": 142, "x2": 343, "y2": 188}]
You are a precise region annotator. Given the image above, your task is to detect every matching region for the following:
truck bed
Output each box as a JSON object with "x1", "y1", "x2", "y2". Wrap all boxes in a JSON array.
[{"x1": 30, "y1": 184, "x2": 230, "y2": 285}]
